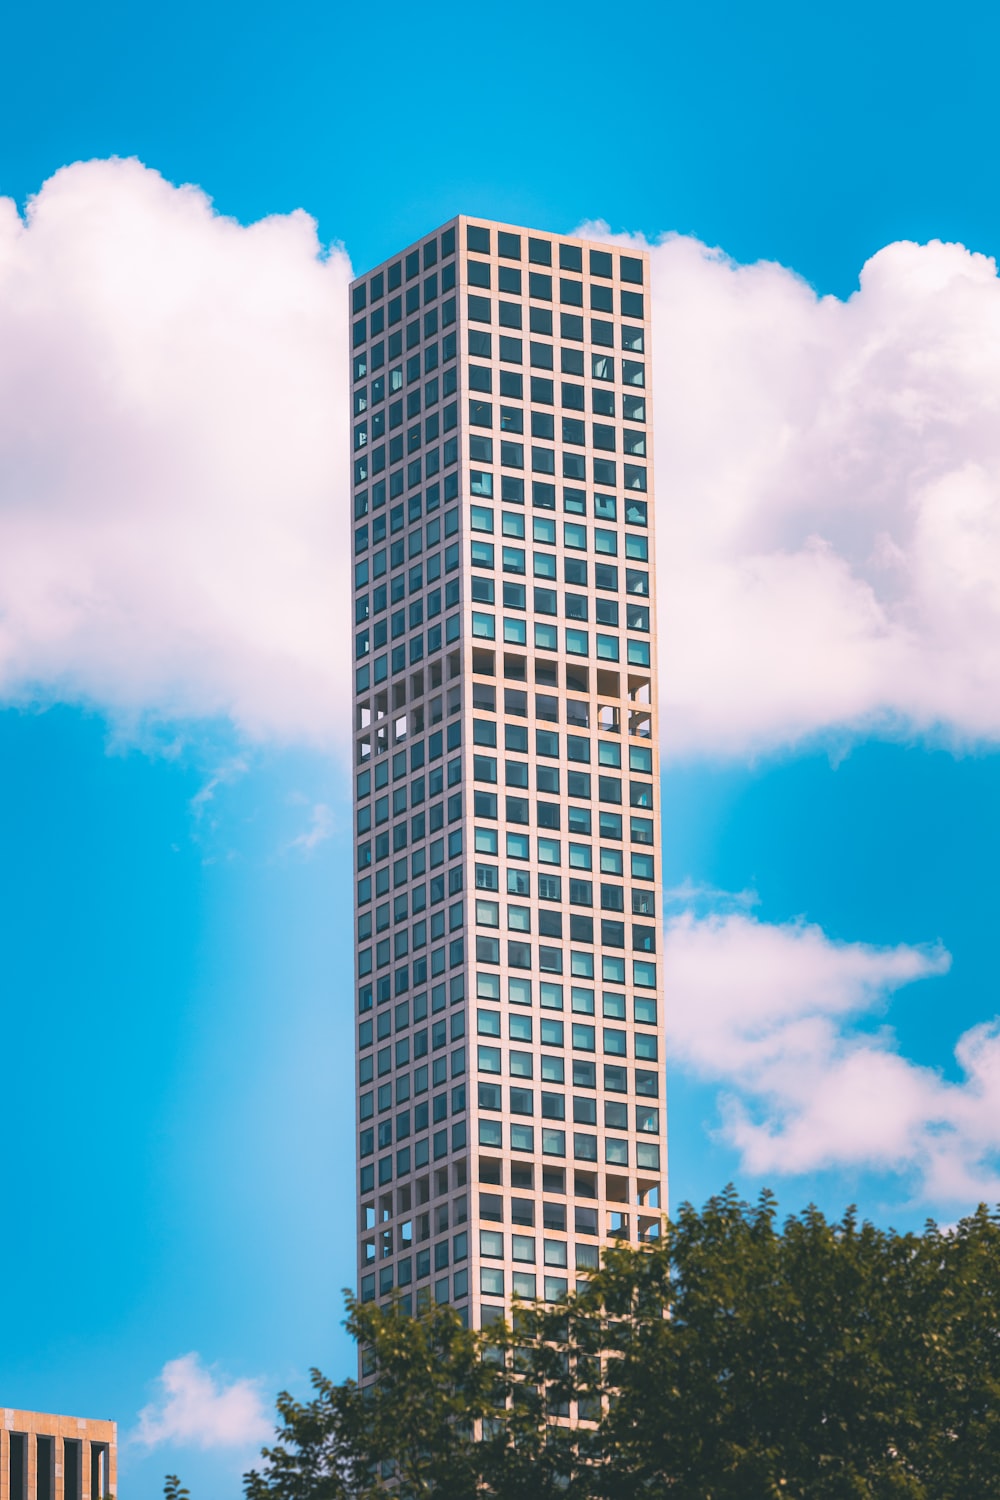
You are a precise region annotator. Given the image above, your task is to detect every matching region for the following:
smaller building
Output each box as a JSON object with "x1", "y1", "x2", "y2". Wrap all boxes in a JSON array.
[{"x1": 2, "y1": 1410, "x2": 116, "y2": 1500}]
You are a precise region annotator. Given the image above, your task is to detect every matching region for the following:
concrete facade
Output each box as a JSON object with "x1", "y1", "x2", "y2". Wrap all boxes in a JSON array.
[
  {"x1": 1, "y1": 1410, "x2": 116, "y2": 1500},
  {"x1": 349, "y1": 216, "x2": 664, "y2": 1332}
]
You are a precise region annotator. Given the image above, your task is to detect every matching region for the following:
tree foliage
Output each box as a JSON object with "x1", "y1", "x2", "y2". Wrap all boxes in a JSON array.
[{"x1": 244, "y1": 1190, "x2": 1000, "y2": 1499}]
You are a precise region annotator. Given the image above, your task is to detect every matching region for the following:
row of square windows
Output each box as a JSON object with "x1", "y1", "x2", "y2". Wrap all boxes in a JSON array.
[
  {"x1": 468, "y1": 422, "x2": 648, "y2": 461},
  {"x1": 351, "y1": 355, "x2": 647, "y2": 431},
  {"x1": 365, "y1": 1026, "x2": 659, "y2": 1099},
  {"x1": 359, "y1": 727, "x2": 653, "y2": 799},
  {"x1": 359, "y1": 1263, "x2": 587, "y2": 1313},
  {"x1": 354, "y1": 618, "x2": 654, "y2": 699},
  {"x1": 353, "y1": 516, "x2": 651, "y2": 597},
  {"x1": 360, "y1": 896, "x2": 657, "y2": 953},
  {"x1": 357, "y1": 1117, "x2": 660, "y2": 1222},
  {"x1": 351, "y1": 225, "x2": 643, "y2": 317},
  {"x1": 355, "y1": 1068, "x2": 659, "y2": 1146},
  {"x1": 462, "y1": 227, "x2": 644, "y2": 281},
  {"x1": 359, "y1": 1268, "x2": 619, "y2": 1318},
  {"x1": 360, "y1": 1166, "x2": 660, "y2": 1252},
  {"x1": 470, "y1": 393, "x2": 646, "y2": 430},
  {"x1": 353, "y1": 616, "x2": 651, "y2": 702},
  {"x1": 463, "y1": 299, "x2": 646, "y2": 354},
  {"x1": 358, "y1": 851, "x2": 656, "y2": 924},
  {"x1": 362, "y1": 1063, "x2": 660, "y2": 1134},
  {"x1": 352, "y1": 314, "x2": 646, "y2": 391},
  {"x1": 360, "y1": 919, "x2": 658, "y2": 988},
  {"x1": 359, "y1": 825, "x2": 655, "y2": 904},
  {"x1": 359, "y1": 1038, "x2": 656, "y2": 1110},
  {"x1": 364, "y1": 1228, "x2": 604, "y2": 1281},
  {"x1": 465, "y1": 262, "x2": 644, "y2": 313},
  {"x1": 351, "y1": 329, "x2": 645, "y2": 389},
  {"x1": 354, "y1": 532, "x2": 651, "y2": 624},
  {"x1": 355, "y1": 912, "x2": 659, "y2": 1008},
  {"x1": 353, "y1": 481, "x2": 648, "y2": 550},
  {"x1": 361, "y1": 1113, "x2": 661, "y2": 1178},
  {"x1": 356, "y1": 716, "x2": 650, "y2": 798},
  {"x1": 351, "y1": 272, "x2": 645, "y2": 352},
  {"x1": 356, "y1": 686, "x2": 652, "y2": 787},
  {"x1": 351, "y1": 225, "x2": 643, "y2": 320},
  {"x1": 360, "y1": 975, "x2": 657, "y2": 1041},
  {"x1": 356, "y1": 581, "x2": 650, "y2": 648},
  {"x1": 353, "y1": 403, "x2": 647, "y2": 459},
  {"x1": 357, "y1": 853, "x2": 661, "y2": 958},
  {"x1": 365, "y1": 1217, "x2": 612, "y2": 1273},
  {"x1": 360, "y1": 919, "x2": 659, "y2": 994},
  {"x1": 358, "y1": 689, "x2": 650, "y2": 773},
  {"x1": 473, "y1": 880, "x2": 656, "y2": 920},
  {"x1": 357, "y1": 620, "x2": 650, "y2": 676},
  {"x1": 357, "y1": 793, "x2": 656, "y2": 877},
  {"x1": 362, "y1": 1096, "x2": 661, "y2": 1163},
  {"x1": 354, "y1": 702, "x2": 649, "y2": 791},
  {"x1": 358, "y1": 998, "x2": 658, "y2": 1087},
  {"x1": 352, "y1": 438, "x2": 648, "y2": 496},
  {"x1": 394, "y1": 1156, "x2": 658, "y2": 1212}
]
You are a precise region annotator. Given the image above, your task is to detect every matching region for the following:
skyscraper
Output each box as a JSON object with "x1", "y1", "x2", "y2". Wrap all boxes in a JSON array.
[{"x1": 350, "y1": 217, "x2": 663, "y2": 1332}]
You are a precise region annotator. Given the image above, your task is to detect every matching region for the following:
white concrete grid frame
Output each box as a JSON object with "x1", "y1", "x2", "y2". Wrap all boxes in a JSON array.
[{"x1": 348, "y1": 216, "x2": 664, "y2": 1343}]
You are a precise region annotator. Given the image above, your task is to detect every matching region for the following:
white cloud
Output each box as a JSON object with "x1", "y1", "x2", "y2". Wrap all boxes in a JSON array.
[
  {"x1": 190, "y1": 755, "x2": 250, "y2": 813},
  {"x1": 286, "y1": 800, "x2": 334, "y2": 853},
  {"x1": 1, "y1": 163, "x2": 997, "y2": 763},
  {"x1": 637, "y1": 229, "x2": 1000, "y2": 757},
  {"x1": 662, "y1": 909, "x2": 1000, "y2": 1204},
  {"x1": 135, "y1": 1352, "x2": 271, "y2": 1450},
  {"x1": 0, "y1": 158, "x2": 352, "y2": 747}
]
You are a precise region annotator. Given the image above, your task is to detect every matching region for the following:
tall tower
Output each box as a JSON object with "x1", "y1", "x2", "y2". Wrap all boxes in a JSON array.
[{"x1": 349, "y1": 217, "x2": 663, "y2": 1331}]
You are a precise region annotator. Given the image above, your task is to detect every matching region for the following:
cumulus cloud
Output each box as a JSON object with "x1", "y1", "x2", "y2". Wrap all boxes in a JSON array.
[
  {"x1": 662, "y1": 909, "x2": 1000, "y2": 1203},
  {"x1": 0, "y1": 157, "x2": 352, "y2": 746},
  {"x1": 638, "y1": 229, "x2": 1000, "y2": 757},
  {"x1": 1, "y1": 162, "x2": 998, "y2": 762},
  {"x1": 135, "y1": 1352, "x2": 271, "y2": 1450}
]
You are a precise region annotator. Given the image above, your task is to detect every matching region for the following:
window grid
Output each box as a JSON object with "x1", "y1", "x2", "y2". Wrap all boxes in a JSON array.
[{"x1": 350, "y1": 218, "x2": 663, "y2": 1334}]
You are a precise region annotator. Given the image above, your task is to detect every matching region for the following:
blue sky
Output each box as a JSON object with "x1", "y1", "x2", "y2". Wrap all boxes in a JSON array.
[{"x1": 1, "y1": 0, "x2": 999, "y2": 1495}]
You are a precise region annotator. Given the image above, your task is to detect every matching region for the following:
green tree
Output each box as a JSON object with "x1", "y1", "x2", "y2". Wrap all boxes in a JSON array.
[
  {"x1": 244, "y1": 1191, "x2": 1000, "y2": 1500},
  {"x1": 163, "y1": 1478, "x2": 190, "y2": 1500}
]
